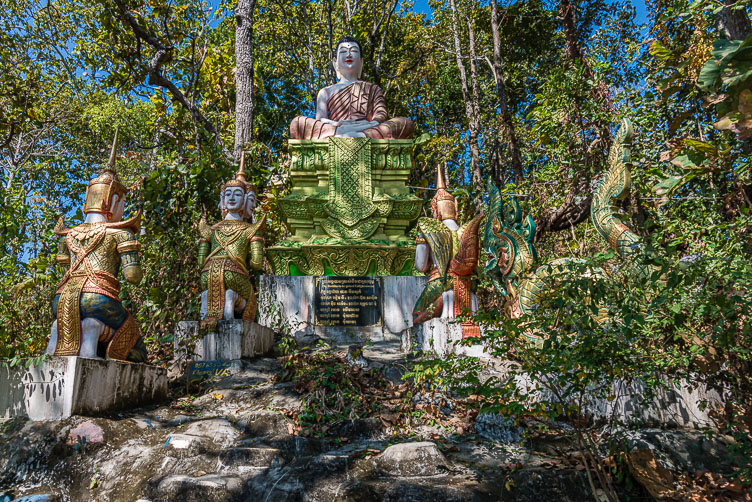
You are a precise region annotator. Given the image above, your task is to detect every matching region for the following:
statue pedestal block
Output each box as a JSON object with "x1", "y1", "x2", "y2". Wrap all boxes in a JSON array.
[
  {"x1": 259, "y1": 275, "x2": 426, "y2": 346},
  {"x1": 270, "y1": 138, "x2": 422, "y2": 277},
  {"x1": 174, "y1": 320, "x2": 274, "y2": 362},
  {"x1": 408, "y1": 318, "x2": 489, "y2": 358},
  {"x1": 0, "y1": 356, "x2": 168, "y2": 420}
]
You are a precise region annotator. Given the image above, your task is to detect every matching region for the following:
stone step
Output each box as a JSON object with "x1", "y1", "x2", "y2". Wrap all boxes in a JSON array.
[
  {"x1": 154, "y1": 474, "x2": 242, "y2": 501},
  {"x1": 218, "y1": 447, "x2": 286, "y2": 468}
]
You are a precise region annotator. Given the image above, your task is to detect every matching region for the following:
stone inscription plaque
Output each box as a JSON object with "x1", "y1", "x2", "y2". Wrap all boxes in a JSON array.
[{"x1": 315, "y1": 276, "x2": 382, "y2": 327}]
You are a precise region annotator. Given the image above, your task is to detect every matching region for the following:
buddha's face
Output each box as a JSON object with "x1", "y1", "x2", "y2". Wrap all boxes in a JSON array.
[
  {"x1": 224, "y1": 186, "x2": 245, "y2": 213},
  {"x1": 334, "y1": 41, "x2": 362, "y2": 80}
]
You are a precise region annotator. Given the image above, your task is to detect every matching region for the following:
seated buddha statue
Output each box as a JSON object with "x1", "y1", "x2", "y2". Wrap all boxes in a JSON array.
[{"x1": 290, "y1": 36, "x2": 414, "y2": 140}]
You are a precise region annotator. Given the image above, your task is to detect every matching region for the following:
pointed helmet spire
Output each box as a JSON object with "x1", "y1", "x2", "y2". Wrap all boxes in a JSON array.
[
  {"x1": 108, "y1": 125, "x2": 120, "y2": 170},
  {"x1": 83, "y1": 126, "x2": 128, "y2": 215},
  {"x1": 430, "y1": 163, "x2": 457, "y2": 221},
  {"x1": 222, "y1": 150, "x2": 256, "y2": 194},
  {"x1": 235, "y1": 151, "x2": 248, "y2": 183},
  {"x1": 436, "y1": 163, "x2": 446, "y2": 190}
]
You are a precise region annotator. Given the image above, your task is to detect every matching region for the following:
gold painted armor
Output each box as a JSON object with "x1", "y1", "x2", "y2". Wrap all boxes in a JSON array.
[
  {"x1": 199, "y1": 154, "x2": 266, "y2": 332},
  {"x1": 412, "y1": 216, "x2": 483, "y2": 338},
  {"x1": 198, "y1": 217, "x2": 265, "y2": 332},
  {"x1": 54, "y1": 214, "x2": 143, "y2": 360},
  {"x1": 413, "y1": 168, "x2": 482, "y2": 338}
]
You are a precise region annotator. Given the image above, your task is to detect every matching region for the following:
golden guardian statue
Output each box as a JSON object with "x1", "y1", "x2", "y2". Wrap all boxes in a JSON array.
[
  {"x1": 198, "y1": 153, "x2": 265, "y2": 332},
  {"x1": 47, "y1": 129, "x2": 146, "y2": 362},
  {"x1": 412, "y1": 168, "x2": 483, "y2": 338}
]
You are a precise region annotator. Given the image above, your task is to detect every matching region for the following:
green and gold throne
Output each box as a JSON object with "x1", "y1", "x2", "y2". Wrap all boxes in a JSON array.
[{"x1": 268, "y1": 137, "x2": 423, "y2": 276}]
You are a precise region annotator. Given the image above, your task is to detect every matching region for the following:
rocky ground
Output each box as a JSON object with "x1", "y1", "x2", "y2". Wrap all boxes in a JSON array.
[{"x1": 0, "y1": 341, "x2": 745, "y2": 502}]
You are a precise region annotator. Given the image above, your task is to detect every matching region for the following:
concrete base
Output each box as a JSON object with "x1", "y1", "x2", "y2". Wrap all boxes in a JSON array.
[
  {"x1": 258, "y1": 275, "x2": 427, "y2": 345},
  {"x1": 407, "y1": 318, "x2": 489, "y2": 358},
  {"x1": 0, "y1": 356, "x2": 168, "y2": 420},
  {"x1": 409, "y1": 319, "x2": 723, "y2": 429},
  {"x1": 174, "y1": 320, "x2": 274, "y2": 362},
  {"x1": 512, "y1": 374, "x2": 726, "y2": 430}
]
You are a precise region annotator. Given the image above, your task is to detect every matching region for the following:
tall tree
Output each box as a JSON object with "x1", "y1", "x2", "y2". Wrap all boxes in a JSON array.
[
  {"x1": 448, "y1": 0, "x2": 482, "y2": 208},
  {"x1": 489, "y1": 0, "x2": 524, "y2": 185},
  {"x1": 533, "y1": 0, "x2": 619, "y2": 236},
  {"x1": 111, "y1": 0, "x2": 234, "y2": 162},
  {"x1": 234, "y1": 0, "x2": 257, "y2": 160}
]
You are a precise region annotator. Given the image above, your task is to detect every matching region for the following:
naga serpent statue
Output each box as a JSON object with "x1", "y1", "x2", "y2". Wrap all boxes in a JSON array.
[{"x1": 483, "y1": 119, "x2": 653, "y2": 334}]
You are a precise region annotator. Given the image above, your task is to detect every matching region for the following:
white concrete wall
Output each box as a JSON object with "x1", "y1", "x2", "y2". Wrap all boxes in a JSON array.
[
  {"x1": 258, "y1": 275, "x2": 427, "y2": 342},
  {"x1": 411, "y1": 319, "x2": 724, "y2": 429},
  {"x1": 259, "y1": 276, "x2": 315, "y2": 337},
  {"x1": 0, "y1": 356, "x2": 168, "y2": 420}
]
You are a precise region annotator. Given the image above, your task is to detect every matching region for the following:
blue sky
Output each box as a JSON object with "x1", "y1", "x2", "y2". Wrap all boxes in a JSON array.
[{"x1": 411, "y1": 0, "x2": 649, "y2": 25}]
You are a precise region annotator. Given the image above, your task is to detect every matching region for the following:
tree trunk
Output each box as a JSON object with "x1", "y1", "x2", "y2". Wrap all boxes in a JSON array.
[
  {"x1": 559, "y1": 0, "x2": 583, "y2": 60},
  {"x1": 367, "y1": 0, "x2": 397, "y2": 86},
  {"x1": 559, "y1": 0, "x2": 613, "y2": 136},
  {"x1": 715, "y1": 0, "x2": 752, "y2": 40},
  {"x1": 448, "y1": 0, "x2": 482, "y2": 211},
  {"x1": 490, "y1": 0, "x2": 524, "y2": 186},
  {"x1": 234, "y1": 0, "x2": 256, "y2": 161},
  {"x1": 466, "y1": 14, "x2": 483, "y2": 207}
]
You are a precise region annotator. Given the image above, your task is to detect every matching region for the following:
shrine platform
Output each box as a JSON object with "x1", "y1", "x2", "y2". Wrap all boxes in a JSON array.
[{"x1": 0, "y1": 356, "x2": 168, "y2": 420}]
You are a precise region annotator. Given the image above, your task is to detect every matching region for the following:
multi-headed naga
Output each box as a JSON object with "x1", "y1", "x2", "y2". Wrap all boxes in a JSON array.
[{"x1": 483, "y1": 119, "x2": 652, "y2": 333}]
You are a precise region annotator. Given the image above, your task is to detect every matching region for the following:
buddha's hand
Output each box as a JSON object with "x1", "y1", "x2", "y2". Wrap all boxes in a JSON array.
[
  {"x1": 319, "y1": 118, "x2": 342, "y2": 126},
  {"x1": 336, "y1": 120, "x2": 379, "y2": 135},
  {"x1": 338, "y1": 119, "x2": 378, "y2": 127}
]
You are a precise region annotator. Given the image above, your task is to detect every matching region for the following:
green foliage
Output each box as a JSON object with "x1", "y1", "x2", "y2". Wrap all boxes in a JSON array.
[
  {"x1": 276, "y1": 347, "x2": 392, "y2": 434},
  {"x1": 699, "y1": 35, "x2": 752, "y2": 140},
  {"x1": 1, "y1": 0, "x2": 751, "y2": 488}
]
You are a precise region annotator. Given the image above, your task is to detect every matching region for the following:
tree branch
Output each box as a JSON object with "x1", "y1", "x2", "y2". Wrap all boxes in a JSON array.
[
  {"x1": 111, "y1": 0, "x2": 233, "y2": 162},
  {"x1": 536, "y1": 194, "x2": 592, "y2": 235}
]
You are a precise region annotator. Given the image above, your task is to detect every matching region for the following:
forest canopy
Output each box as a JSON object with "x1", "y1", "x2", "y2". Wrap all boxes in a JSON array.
[{"x1": 1, "y1": 0, "x2": 751, "y2": 484}]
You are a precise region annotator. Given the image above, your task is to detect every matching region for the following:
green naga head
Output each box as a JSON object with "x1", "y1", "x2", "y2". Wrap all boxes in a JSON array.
[{"x1": 482, "y1": 180, "x2": 538, "y2": 299}]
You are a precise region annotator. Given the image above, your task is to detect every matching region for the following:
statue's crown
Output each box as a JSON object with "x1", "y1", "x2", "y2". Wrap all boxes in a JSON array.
[
  {"x1": 222, "y1": 152, "x2": 256, "y2": 194},
  {"x1": 430, "y1": 166, "x2": 457, "y2": 221},
  {"x1": 84, "y1": 127, "x2": 128, "y2": 215}
]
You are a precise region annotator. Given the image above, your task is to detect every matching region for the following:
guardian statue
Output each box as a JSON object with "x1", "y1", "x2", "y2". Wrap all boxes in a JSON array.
[
  {"x1": 47, "y1": 129, "x2": 146, "y2": 362},
  {"x1": 413, "y1": 168, "x2": 483, "y2": 337},
  {"x1": 198, "y1": 153, "x2": 265, "y2": 332}
]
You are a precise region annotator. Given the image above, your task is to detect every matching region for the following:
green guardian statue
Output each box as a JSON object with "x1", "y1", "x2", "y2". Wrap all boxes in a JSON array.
[{"x1": 198, "y1": 154, "x2": 266, "y2": 332}]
